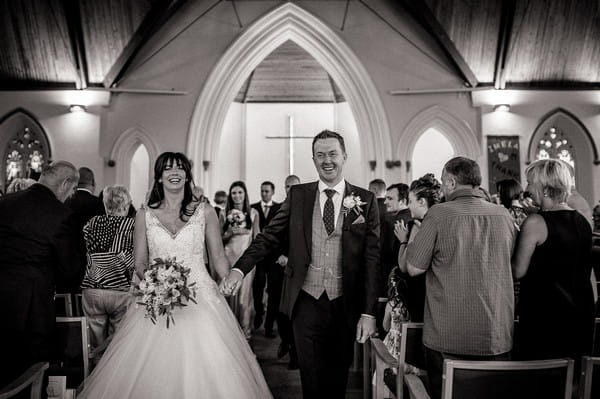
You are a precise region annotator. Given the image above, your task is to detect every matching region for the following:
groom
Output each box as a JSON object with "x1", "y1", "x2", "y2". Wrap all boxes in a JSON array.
[{"x1": 222, "y1": 130, "x2": 380, "y2": 398}]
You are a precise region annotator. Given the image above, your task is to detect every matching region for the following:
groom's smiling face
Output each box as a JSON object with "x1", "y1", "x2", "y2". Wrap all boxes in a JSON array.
[{"x1": 313, "y1": 138, "x2": 347, "y2": 186}]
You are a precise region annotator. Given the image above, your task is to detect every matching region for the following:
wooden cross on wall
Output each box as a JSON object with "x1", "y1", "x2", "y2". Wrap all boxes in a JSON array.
[{"x1": 265, "y1": 115, "x2": 313, "y2": 175}]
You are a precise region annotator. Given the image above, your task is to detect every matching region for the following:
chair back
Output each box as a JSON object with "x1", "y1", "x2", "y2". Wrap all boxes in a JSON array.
[
  {"x1": 593, "y1": 318, "x2": 600, "y2": 356},
  {"x1": 53, "y1": 294, "x2": 73, "y2": 317},
  {"x1": 399, "y1": 323, "x2": 427, "y2": 371},
  {"x1": 0, "y1": 362, "x2": 49, "y2": 399},
  {"x1": 48, "y1": 317, "x2": 90, "y2": 389},
  {"x1": 441, "y1": 358, "x2": 573, "y2": 399},
  {"x1": 73, "y1": 294, "x2": 83, "y2": 317},
  {"x1": 580, "y1": 356, "x2": 600, "y2": 399}
]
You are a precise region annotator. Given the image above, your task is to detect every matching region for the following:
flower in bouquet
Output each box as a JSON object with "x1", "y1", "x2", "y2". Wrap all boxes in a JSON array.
[
  {"x1": 134, "y1": 257, "x2": 197, "y2": 328},
  {"x1": 226, "y1": 209, "x2": 247, "y2": 228},
  {"x1": 342, "y1": 193, "x2": 366, "y2": 216}
]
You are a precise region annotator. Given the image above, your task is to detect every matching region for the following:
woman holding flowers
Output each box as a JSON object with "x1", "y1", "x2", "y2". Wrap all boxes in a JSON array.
[
  {"x1": 220, "y1": 180, "x2": 260, "y2": 339},
  {"x1": 78, "y1": 153, "x2": 272, "y2": 399}
]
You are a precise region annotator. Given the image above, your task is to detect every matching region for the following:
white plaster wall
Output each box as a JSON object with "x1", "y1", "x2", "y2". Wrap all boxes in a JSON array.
[{"x1": 214, "y1": 102, "x2": 244, "y2": 196}]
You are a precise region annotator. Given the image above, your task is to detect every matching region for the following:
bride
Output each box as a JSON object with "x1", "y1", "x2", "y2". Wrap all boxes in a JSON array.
[{"x1": 78, "y1": 152, "x2": 272, "y2": 398}]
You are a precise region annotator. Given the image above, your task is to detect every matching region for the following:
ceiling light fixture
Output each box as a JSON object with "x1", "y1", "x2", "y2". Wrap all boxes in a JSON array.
[
  {"x1": 69, "y1": 104, "x2": 86, "y2": 113},
  {"x1": 493, "y1": 104, "x2": 510, "y2": 112}
]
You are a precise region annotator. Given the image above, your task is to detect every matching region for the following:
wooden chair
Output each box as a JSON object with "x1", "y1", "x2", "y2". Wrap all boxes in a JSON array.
[
  {"x1": 371, "y1": 322, "x2": 426, "y2": 399},
  {"x1": 579, "y1": 356, "x2": 600, "y2": 399},
  {"x1": 0, "y1": 362, "x2": 49, "y2": 399},
  {"x1": 48, "y1": 317, "x2": 90, "y2": 390},
  {"x1": 54, "y1": 293, "x2": 73, "y2": 317},
  {"x1": 441, "y1": 358, "x2": 574, "y2": 399},
  {"x1": 73, "y1": 294, "x2": 83, "y2": 317}
]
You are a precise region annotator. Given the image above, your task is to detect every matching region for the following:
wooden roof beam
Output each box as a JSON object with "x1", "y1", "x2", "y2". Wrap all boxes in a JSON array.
[
  {"x1": 494, "y1": 0, "x2": 516, "y2": 89},
  {"x1": 103, "y1": 0, "x2": 188, "y2": 88},
  {"x1": 62, "y1": 0, "x2": 89, "y2": 89},
  {"x1": 399, "y1": 0, "x2": 478, "y2": 88}
]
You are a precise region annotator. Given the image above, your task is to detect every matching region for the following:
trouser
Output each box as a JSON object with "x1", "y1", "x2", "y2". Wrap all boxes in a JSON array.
[
  {"x1": 265, "y1": 262, "x2": 284, "y2": 332},
  {"x1": 82, "y1": 288, "x2": 132, "y2": 360},
  {"x1": 293, "y1": 291, "x2": 354, "y2": 399}
]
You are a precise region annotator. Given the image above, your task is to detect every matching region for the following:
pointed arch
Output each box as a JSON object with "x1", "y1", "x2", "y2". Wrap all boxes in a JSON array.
[
  {"x1": 397, "y1": 105, "x2": 479, "y2": 180},
  {"x1": 187, "y1": 2, "x2": 391, "y2": 192},
  {"x1": 110, "y1": 126, "x2": 159, "y2": 187},
  {"x1": 0, "y1": 108, "x2": 52, "y2": 188},
  {"x1": 527, "y1": 108, "x2": 598, "y2": 202}
]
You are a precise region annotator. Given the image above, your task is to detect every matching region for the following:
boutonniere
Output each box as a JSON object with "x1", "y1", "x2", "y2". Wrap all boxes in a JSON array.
[{"x1": 342, "y1": 193, "x2": 366, "y2": 216}]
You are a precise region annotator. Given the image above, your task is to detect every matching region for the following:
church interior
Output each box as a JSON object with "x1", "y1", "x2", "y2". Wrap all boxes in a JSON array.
[{"x1": 1, "y1": 1, "x2": 600, "y2": 398}]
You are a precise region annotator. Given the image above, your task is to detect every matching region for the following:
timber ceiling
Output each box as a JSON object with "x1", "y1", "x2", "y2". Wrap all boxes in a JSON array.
[{"x1": 0, "y1": 0, "x2": 599, "y2": 101}]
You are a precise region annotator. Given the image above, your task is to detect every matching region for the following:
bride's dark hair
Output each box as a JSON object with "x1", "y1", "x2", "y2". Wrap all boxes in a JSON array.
[{"x1": 147, "y1": 152, "x2": 197, "y2": 221}]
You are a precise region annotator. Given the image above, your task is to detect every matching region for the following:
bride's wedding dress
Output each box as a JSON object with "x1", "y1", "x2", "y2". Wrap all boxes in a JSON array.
[{"x1": 77, "y1": 204, "x2": 272, "y2": 398}]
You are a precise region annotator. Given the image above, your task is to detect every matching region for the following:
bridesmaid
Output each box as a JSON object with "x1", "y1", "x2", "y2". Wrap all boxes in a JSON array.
[{"x1": 220, "y1": 181, "x2": 259, "y2": 339}]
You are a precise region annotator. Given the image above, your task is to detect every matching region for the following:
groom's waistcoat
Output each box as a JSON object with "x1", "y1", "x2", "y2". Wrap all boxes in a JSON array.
[{"x1": 302, "y1": 190, "x2": 343, "y2": 300}]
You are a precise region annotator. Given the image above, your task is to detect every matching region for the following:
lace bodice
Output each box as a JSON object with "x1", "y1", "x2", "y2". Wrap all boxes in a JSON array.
[{"x1": 145, "y1": 203, "x2": 221, "y2": 303}]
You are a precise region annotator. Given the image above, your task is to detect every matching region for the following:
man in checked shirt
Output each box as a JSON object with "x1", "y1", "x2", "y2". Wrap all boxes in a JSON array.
[{"x1": 403, "y1": 157, "x2": 517, "y2": 399}]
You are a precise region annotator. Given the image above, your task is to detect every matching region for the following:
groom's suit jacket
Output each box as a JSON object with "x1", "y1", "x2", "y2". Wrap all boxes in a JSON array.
[{"x1": 234, "y1": 181, "x2": 380, "y2": 326}]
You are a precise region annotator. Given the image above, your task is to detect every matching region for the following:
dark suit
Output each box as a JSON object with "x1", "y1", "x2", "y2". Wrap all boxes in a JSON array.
[
  {"x1": 64, "y1": 189, "x2": 104, "y2": 291},
  {"x1": 381, "y1": 208, "x2": 412, "y2": 291},
  {"x1": 250, "y1": 201, "x2": 281, "y2": 331},
  {"x1": 235, "y1": 182, "x2": 380, "y2": 398},
  {"x1": 0, "y1": 184, "x2": 81, "y2": 386}
]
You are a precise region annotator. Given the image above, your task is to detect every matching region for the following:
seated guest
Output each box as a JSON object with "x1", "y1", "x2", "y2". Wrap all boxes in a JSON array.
[
  {"x1": 512, "y1": 159, "x2": 595, "y2": 367},
  {"x1": 393, "y1": 173, "x2": 442, "y2": 322},
  {"x1": 81, "y1": 186, "x2": 135, "y2": 363},
  {"x1": 496, "y1": 178, "x2": 527, "y2": 229}
]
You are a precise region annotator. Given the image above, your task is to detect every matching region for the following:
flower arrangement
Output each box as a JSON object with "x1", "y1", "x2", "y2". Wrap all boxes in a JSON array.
[
  {"x1": 342, "y1": 193, "x2": 366, "y2": 216},
  {"x1": 226, "y1": 209, "x2": 247, "y2": 228},
  {"x1": 134, "y1": 257, "x2": 197, "y2": 328}
]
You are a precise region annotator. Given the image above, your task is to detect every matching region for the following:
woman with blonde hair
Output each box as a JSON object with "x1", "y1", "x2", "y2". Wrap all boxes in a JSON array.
[{"x1": 512, "y1": 159, "x2": 594, "y2": 364}]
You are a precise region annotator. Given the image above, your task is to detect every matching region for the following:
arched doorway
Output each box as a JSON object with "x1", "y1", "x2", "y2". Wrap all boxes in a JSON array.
[
  {"x1": 0, "y1": 108, "x2": 51, "y2": 191},
  {"x1": 398, "y1": 105, "x2": 479, "y2": 182},
  {"x1": 188, "y1": 3, "x2": 391, "y2": 195},
  {"x1": 527, "y1": 108, "x2": 599, "y2": 203},
  {"x1": 411, "y1": 128, "x2": 455, "y2": 181}
]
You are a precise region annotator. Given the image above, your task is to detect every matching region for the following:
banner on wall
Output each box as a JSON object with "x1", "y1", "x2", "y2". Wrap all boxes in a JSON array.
[{"x1": 487, "y1": 136, "x2": 521, "y2": 194}]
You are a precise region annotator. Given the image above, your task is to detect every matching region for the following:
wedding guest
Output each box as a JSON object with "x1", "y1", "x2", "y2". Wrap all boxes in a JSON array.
[
  {"x1": 369, "y1": 178, "x2": 388, "y2": 335},
  {"x1": 497, "y1": 178, "x2": 527, "y2": 228},
  {"x1": 593, "y1": 203, "x2": 600, "y2": 233},
  {"x1": 64, "y1": 167, "x2": 105, "y2": 291},
  {"x1": 393, "y1": 173, "x2": 442, "y2": 322},
  {"x1": 404, "y1": 157, "x2": 516, "y2": 399},
  {"x1": 220, "y1": 181, "x2": 259, "y2": 339},
  {"x1": 213, "y1": 190, "x2": 227, "y2": 218},
  {"x1": 564, "y1": 163, "x2": 594, "y2": 228},
  {"x1": 81, "y1": 186, "x2": 135, "y2": 364},
  {"x1": 275, "y1": 175, "x2": 301, "y2": 370},
  {"x1": 6, "y1": 177, "x2": 36, "y2": 193},
  {"x1": 0, "y1": 161, "x2": 81, "y2": 387},
  {"x1": 251, "y1": 181, "x2": 281, "y2": 336},
  {"x1": 224, "y1": 130, "x2": 380, "y2": 399},
  {"x1": 512, "y1": 159, "x2": 594, "y2": 368}
]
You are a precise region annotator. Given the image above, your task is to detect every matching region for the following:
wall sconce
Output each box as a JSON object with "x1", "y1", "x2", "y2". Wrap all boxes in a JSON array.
[
  {"x1": 493, "y1": 104, "x2": 510, "y2": 112},
  {"x1": 405, "y1": 161, "x2": 411, "y2": 173},
  {"x1": 69, "y1": 104, "x2": 86, "y2": 113},
  {"x1": 385, "y1": 160, "x2": 402, "y2": 169},
  {"x1": 368, "y1": 160, "x2": 377, "y2": 171},
  {"x1": 202, "y1": 160, "x2": 210, "y2": 171},
  {"x1": 107, "y1": 159, "x2": 116, "y2": 167}
]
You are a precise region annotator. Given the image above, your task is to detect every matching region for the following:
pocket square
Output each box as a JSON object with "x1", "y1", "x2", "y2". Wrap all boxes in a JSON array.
[{"x1": 352, "y1": 215, "x2": 366, "y2": 224}]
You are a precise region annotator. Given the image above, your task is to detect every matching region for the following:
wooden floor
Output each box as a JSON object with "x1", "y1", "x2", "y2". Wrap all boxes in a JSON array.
[{"x1": 251, "y1": 326, "x2": 364, "y2": 399}]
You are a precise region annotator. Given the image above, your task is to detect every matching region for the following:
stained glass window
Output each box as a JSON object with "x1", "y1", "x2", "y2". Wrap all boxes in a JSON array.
[
  {"x1": 535, "y1": 126, "x2": 574, "y2": 168},
  {"x1": 4, "y1": 126, "x2": 49, "y2": 186}
]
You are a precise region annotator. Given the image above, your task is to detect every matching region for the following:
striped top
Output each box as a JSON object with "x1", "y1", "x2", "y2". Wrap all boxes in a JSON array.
[
  {"x1": 80, "y1": 215, "x2": 135, "y2": 290},
  {"x1": 407, "y1": 188, "x2": 516, "y2": 355}
]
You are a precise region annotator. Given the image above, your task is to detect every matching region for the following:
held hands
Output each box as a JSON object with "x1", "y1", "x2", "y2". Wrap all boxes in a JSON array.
[
  {"x1": 356, "y1": 315, "x2": 377, "y2": 343},
  {"x1": 276, "y1": 255, "x2": 288, "y2": 267},
  {"x1": 218, "y1": 270, "x2": 243, "y2": 297}
]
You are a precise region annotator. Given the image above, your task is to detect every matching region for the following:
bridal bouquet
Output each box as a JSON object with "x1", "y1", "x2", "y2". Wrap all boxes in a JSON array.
[
  {"x1": 226, "y1": 209, "x2": 247, "y2": 228},
  {"x1": 134, "y1": 257, "x2": 197, "y2": 328}
]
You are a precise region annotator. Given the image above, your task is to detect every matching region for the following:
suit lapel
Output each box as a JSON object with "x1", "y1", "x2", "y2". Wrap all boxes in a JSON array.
[
  {"x1": 342, "y1": 182, "x2": 355, "y2": 230},
  {"x1": 303, "y1": 183, "x2": 317, "y2": 256}
]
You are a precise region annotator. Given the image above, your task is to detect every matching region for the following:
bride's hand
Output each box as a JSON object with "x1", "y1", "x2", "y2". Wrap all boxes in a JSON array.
[{"x1": 219, "y1": 270, "x2": 243, "y2": 296}]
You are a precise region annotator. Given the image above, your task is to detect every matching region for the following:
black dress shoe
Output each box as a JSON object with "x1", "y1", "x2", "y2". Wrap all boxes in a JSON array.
[
  {"x1": 277, "y1": 342, "x2": 289, "y2": 359},
  {"x1": 265, "y1": 330, "x2": 276, "y2": 339}
]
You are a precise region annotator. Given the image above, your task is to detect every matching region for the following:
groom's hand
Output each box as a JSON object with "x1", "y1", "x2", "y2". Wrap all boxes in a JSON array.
[
  {"x1": 355, "y1": 315, "x2": 377, "y2": 343},
  {"x1": 219, "y1": 269, "x2": 244, "y2": 296}
]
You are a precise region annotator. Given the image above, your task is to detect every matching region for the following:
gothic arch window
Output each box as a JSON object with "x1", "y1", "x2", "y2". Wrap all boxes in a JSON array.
[
  {"x1": 0, "y1": 109, "x2": 51, "y2": 191},
  {"x1": 411, "y1": 128, "x2": 455, "y2": 181},
  {"x1": 535, "y1": 126, "x2": 575, "y2": 168}
]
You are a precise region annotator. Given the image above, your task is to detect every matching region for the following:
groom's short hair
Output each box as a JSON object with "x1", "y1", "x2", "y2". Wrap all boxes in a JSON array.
[{"x1": 312, "y1": 130, "x2": 346, "y2": 155}]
